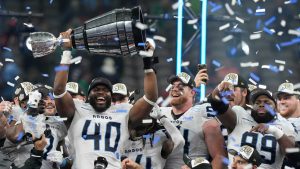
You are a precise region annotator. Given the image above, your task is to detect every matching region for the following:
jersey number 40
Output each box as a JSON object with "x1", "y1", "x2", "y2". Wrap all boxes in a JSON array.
[{"x1": 81, "y1": 120, "x2": 121, "y2": 152}]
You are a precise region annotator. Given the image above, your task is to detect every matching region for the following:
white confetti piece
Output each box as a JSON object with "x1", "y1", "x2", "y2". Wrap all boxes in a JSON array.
[
  {"x1": 222, "y1": 35, "x2": 233, "y2": 42},
  {"x1": 172, "y1": 2, "x2": 179, "y2": 10},
  {"x1": 241, "y1": 41, "x2": 249, "y2": 55},
  {"x1": 167, "y1": 58, "x2": 173, "y2": 62},
  {"x1": 187, "y1": 19, "x2": 198, "y2": 25},
  {"x1": 261, "y1": 65, "x2": 270, "y2": 69},
  {"x1": 185, "y1": 2, "x2": 191, "y2": 7},
  {"x1": 161, "y1": 96, "x2": 172, "y2": 107},
  {"x1": 135, "y1": 22, "x2": 148, "y2": 30},
  {"x1": 280, "y1": 20, "x2": 286, "y2": 27},
  {"x1": 156, "y1": 97, "x2": 164, "y2": 105},
  {"x1": 5, "y1": 58, "x2": 14, "y2": 62},
  {"x1": 249, "y1": 78, "x2": 257, "y2": 85},
  {"x1": 256, "y1": 8, "x2": 265, "y2": 13},
  {"x1": 42, "y1": 74, "x2": 49, "y2": 77},
  {"x1": 231, "y1": 0, "x2": 236, "y2": 6},
  {"x1": 258, "y1": 84, "x2": 267, "y2": 89},
  {"x1": 3, "y1": 47, "x2": 12, "y2": 52},
  {"x1": 142, "y1": 119, "x2": 153, "y2": 124},
  {"x1": 70, "y1": 56, "x2": 82, "y2": 64},
  {"x1": 153, "y1": 35, "x2": 166, "y2": 42},
  {"x1": 275, "y1": 60, "x2": 286, "y2": 65},
  {"x1": 219, "y1": 23, "x2": 230, "y2": 31},
  {"x1": 0, "y1": 62, "x2": 3, "y2": 67},
  {"x1": 23, "y1": 23, "x2": 34, "y2": 28},
  {"x1": 286, "y1": 147, "x2": 300, "y2": 153},
  {"x1": 249, "y1": 33, "x2": 261, "y2": 40},
  {"x1": 193, "y1": 25, "x2": 198, "y2": 30},
  {"x1": 240, "y1": 62, "x2": 259, "y2": 67},
  {"x1": 14, "y1": 76, "x2": 20, "y2": 81},
  {"x1": 181, "y1": 61, "x2": 190, "y2": 67},
  {"x1": 279, "y1": 65, "x2": 284, "y2": 71},
  {"x1": 225, "y1": 3, "x2": 235, "y2": 15},
  {"x1": 7, "y1": 81, "x2": 15, "y2": 87},
  {"x1": 235, "y1": 16, "x2": 244, "y2": 24},
  {"x1": 278, "y1": 7, "x2": 282, "y2": 14},
  {"x1": 165, "y1": 84, "x2": 172, "y2": 92},
  {"x1": 277, "y1": 31, "x2": 284, "y2": 36},
  {"x1": 288, "y1": 29, "x2": 300, "y2": 36}
]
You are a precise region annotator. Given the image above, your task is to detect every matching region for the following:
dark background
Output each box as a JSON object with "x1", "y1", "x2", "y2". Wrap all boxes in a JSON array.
[{"x1": 0, "y1": 0, "x2": 299, "y2": 100}]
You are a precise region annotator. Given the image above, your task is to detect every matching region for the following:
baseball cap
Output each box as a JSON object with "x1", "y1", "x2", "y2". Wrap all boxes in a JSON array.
[
  {"x1": 88, "y1": 77, "x2": 112, "y2": 95},
  {"x1": 112, "y1": 83, "x2": 128, "y2": 96},
  {"x1": 229, "y1": 145, "x2": 262, "y2": 166},
  {"x1": 66, "y1": 82, "x2": 85, "y2": 96},
  {"x1": 223, "y1": 73, "x2": 248, "y2": 88},
  {"x1": 275, "y1": 82, "x2": 300, "y2": 97},
  {"x1": 168, "y1": 72, "x2": 195, "y2": 88},
  {"x1": 14, "y1": 82, "x2": 36, "y2": 101},
  {"x1": 250, "y1": 88, "x2": 275, "y2": 104}
]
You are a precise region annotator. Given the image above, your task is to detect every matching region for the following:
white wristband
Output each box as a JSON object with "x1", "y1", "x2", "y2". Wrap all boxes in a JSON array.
[
  {"x1": 144, "y1": 69, "x2": 154, "y2": 73},
  {"x1": 60, "y1": 51, "x2": 72, "y2": 64},
  {"x1": 267, "y1": 125, "x2": 284, "y2": 140},
  {"x1": 53, "y1": 91, "x2": 67, "y2": 99},
  {"x1": 143, "y1": 95, "x2": 156, "y2": 106}
]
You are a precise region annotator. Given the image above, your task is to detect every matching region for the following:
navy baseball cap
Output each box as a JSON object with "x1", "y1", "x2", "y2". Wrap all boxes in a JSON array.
[{"x1": 88, "y1": 77, "x2": 112, "y2": 95}]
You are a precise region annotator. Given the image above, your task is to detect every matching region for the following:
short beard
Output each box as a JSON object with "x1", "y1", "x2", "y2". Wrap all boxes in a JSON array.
[
  {"x1": 251, "y1": 110, "x2": 275, "y2": 123},
  {"x1": 170, "y1": 97, "x2": 187, "y2": 107},
  {"x1": 89, "y1": 95, "x2": 111, "y2": 113}
]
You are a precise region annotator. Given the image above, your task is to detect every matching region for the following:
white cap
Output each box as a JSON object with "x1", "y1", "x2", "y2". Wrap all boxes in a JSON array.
[
  {"x1": 112, "y1": 83, "x2": 128, "y2": 96},
  {"x1": 276, "y1": 82, "x2": 300, "y2": 96}
]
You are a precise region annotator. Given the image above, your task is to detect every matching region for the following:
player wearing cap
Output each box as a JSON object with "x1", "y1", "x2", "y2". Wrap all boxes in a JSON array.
[
  {"x1": 162, "y1": 72, "x2": 227, "y2": 169},
  {"x1": 229, "y1": 145, "x2": 262, "y2": 169},
  {"x1": 53, "y1": 29, "x2": 158, "y2": 169},
  {"x1": 112, "y1": 83, "x2": 129, "y2": 105},
  {"x1": 66, "y1": 82, "x2": 86, "y2": 102},
  {"x1": 275, "y1": 82, "x2": 300, "y2": 168},
  {"x1": 208, "y1": 80, "x2": 296, "y2": 169}
]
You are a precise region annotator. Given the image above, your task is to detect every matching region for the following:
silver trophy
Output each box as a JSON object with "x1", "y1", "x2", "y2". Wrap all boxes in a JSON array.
[{"x1": 27, "y1": 6, "x2": 146, "y2": 58}]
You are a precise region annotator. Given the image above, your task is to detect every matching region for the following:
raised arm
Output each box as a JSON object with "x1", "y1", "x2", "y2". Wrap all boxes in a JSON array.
[
  {"x1": 203, "y1": 119, "x2": 227, "y2": 169},
  {"x1": 53, "y1": 29, "x2": 75, "y2": 128},
  {"x1": 128, "y1": 41, "x2": 158, "y2": 128},
  {"x1": 207, "y1": 81, "x2": 237, "y2": 133}
]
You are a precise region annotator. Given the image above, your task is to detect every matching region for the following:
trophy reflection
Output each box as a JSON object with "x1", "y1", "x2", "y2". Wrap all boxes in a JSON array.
[{"x1": 28, "y1": 6, "x2": 146, "y2": 58}]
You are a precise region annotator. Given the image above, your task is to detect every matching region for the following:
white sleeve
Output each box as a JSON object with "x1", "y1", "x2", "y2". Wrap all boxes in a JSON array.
[
  {"x1": 231, "y1": 106, "x2": 247, "y2": 125},
  {"x1": 160, "y1": 117, "x2": 185, "y2": 152}
]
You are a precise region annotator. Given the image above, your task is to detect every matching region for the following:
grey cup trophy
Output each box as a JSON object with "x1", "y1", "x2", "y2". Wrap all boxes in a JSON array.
[{"x1": 28, "y1": 6, "x2": 146, "y2": 58}]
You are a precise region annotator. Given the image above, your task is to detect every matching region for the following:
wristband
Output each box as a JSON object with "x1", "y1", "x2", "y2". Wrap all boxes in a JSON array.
[
  {"x1": 143, "y1": 95, "x2": 156, "y2": 106},
  {"x1": 144, "y1": 69, "x2": 154, "y2": 73},
  {"x1": 143, "y1": 57, "x2": 153, "y2": 70},
  {"x1": 267, "y1": 125, "x2": 284, "y2": 140},
  {"x1": 53, "y1": 90, "x2": 67, "y2": 99},
  {"x1": 207, "y1": 94, "x2": 229, "y2": 115},
  {"x1": 60, "y1": 50, "x2": 72, "y2": 64}
]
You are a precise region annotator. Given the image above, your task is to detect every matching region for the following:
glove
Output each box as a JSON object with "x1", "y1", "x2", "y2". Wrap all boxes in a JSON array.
[
  {"x1": 149, "y1": 105, "x2": 164, "y2": 120},
  {"x1": 27, "y1": 90, "x2": 42, "y2": 109},
  {"x1": 47, "y1": 150, "x2": 64, "y2": 165}
]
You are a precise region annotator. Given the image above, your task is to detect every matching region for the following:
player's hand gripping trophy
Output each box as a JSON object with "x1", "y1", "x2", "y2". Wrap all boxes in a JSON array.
[{"x1": 27, "y1": 6, "x2": 146, "y2": 58}]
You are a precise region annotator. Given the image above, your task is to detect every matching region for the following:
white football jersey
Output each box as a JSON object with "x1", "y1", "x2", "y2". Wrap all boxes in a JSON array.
[
  {"x1": 287, "y1": 117, "x2": 300, "y2": 144},
  {"x1": 121, "y1": 130, "x2": 167, "y2": 169},
  {"x1": 227, "y1": 106, "x2": 295, "y2": 169},
  {"x1": 68, "y1": 99, "x2": 132, "y2": 169},
  {"x1": 41, "y1": 117, "x2": 68, "y2": 169},
  {"x1": 162, "y1": 105, "x2": 209, "y2": 169}
]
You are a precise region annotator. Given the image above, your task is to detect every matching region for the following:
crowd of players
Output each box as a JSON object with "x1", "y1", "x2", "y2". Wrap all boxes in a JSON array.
[{"x1": 0, "y1": 29, "x2": 300, "y2": 169}]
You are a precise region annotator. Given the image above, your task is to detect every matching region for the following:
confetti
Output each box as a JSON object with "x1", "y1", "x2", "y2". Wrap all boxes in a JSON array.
[
  {"x1": 288, "y1": 69, "x2": 293, "y2": 74},
  {"x1": 258, "y1": 84, "x2": 267, "y2": 89},
  {"x1": 161, "y1": 96, "x2": 172, "y2": 107},
  {"x1": 14, "y1": 76, "x2": 20, "y2": 81},
  {"x1": 249, "y1": 72, "x2": 260, "y2": 82},
  {"x1": 42, "y1": 74, "x2": 49, "y2": 77},
  {"x1": 3, "y1": 47, "x2": 12, "y2": 52},
  {"x1": 0, "y1": 62, "x2": 3, "y2": 67},
  {"x1": 222, "y1": 35, "x2": 234, "y2": 42},
  {"x1": 138, "y1": 43, "x2": 145, "y2": 47},
  {"x1": 221, "y1": 97, "x2": 229, "y2": 105},
  {"x1": 212, "y1": 59, "x2": 221, "y2": 67},
  {"x1": 241, "y1": 41, "x2": 249, "y2": 55},
  {"x1": 152, "y1": 135, "x2": 161, "y2": 145},
  {"x1": 219, "y1": 23, "x2": 230, "y2": 31},
  {"x1": 249, "y1": 78, "x2": 257, "y2": 85},
  {"x1": 167, "y1": 58, "x2": 173, "y2": 62},
  {"x1": 17, "y1": 131, "x2": 25, "y2": 141},
  {"x1": 5, "y1": 58, "x2": 14, "y2": 62},
  {"x1": 264, "y1": 16, "x2": 276, "y2": 26},
  {"x1": 153, "y1": 35, "x2": 166, "y2": 42},
  {"x1": 222, "y1": 157, "x2": 230, "y2": 165},
  {"x1": 280, "y1": 20, "x2": 286, "y2": 27},
  {"x1": 275, "y1": 60, "x2": 286, "y2": 65},
  {"x1": 181, "y1": 61, "x2": 190, "y2": 67},
  {"x1": 249, "y1": 33, "x2": 261, "y2": 40},
  {"x1": 288, "y1": 29, "x2": 300, "y2": 36},
  {"x1": 185, "y1": 2, "x2": 191, "y2": 7},
  {"x1": 7, "y1": 81, "x2": 15, "y2": 87},
  {"x1": 54, "y1": 65, "x2": 69, "y2": 72},
  {"x1": 187, "y1": 19, "x2": 198, "y2": 25},
  {"x1": 172, "y1": 2, "x2": 179, "y2": 10},
  {"x1": 235, "y1": 16, "x2": 244, "y2": 24},
  {"x1": 263, "y1": 27, "x2": 275, "y2": 35},
  {"x1": 230, "y1": 47, "x2": 237, "y2": 56},
  {"x1": 142, "y1": 119, "x2": 153, "y2": 124},
  {"x1": 247, "y1": 8, "x2": 253, "y2": 15},
  {"x1": 265, "y1": 104, "x2": 276, "y2": 116},
  {"x1": 255, "y1": 8, "x2": 266, "y2": 15},
  {"x1": 285, "y1": 147, "x2": 300, "y2": 153},
  {"x1": 135, "y1": 22, "x2": 148, "y2": 30},
  {"x1": 115, "y1": 109, "x2": 128, "y2": 113},
  {"x1": 211, "y1": 5, "x2": 223, "y2": 13},
  {"x1": 279, "y1": 37, "x2": 300, "y2": 47},
  {"x1": 240, "y1": 62, "x2": 259, "y2": 67},
  {"x1": 156, "y1": 97, "x2": 164, "y2": 105},
  {"x1": 225, "y1": 3, "x2": 234, "y2": 15}
]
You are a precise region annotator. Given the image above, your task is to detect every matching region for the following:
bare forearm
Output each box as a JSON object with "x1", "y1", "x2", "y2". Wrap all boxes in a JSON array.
[
  {"x1": 53, "y1": 65, "x2": 70, "y2": 95},
  {"x1": 143, "y1": 71, "x2": 158, "y2": 102},
  {"x1": 278, "y1": 135, "x2": 295, "y2": 154}
]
